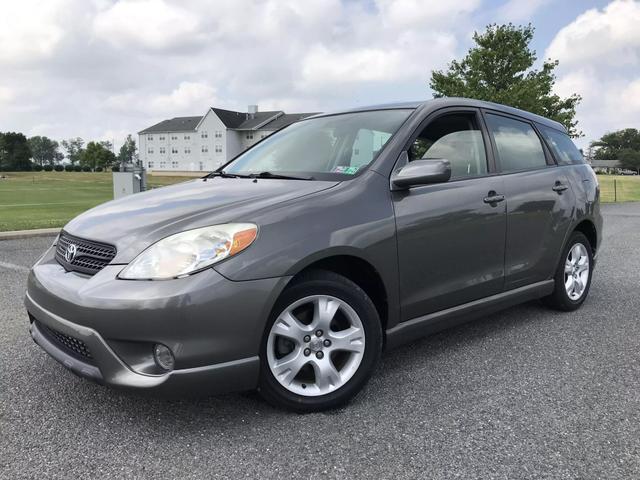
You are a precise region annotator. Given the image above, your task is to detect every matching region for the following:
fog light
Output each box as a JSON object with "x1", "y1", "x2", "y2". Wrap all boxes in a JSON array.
[{"x1": 153, "y1": 344, "x2": 175, "y2": 371}]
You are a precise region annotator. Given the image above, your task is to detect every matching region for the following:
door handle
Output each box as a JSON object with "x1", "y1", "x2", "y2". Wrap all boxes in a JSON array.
[
  {"x1": 552, "y1": 182, "x2": 568, "y2": 193},
  {"x1": 483, "y1": 192, "x2": 505, "y2": 204}
]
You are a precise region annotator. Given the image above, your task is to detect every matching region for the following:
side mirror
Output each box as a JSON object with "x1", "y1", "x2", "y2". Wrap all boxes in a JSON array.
[{"x1": 391, "y1": 157, "x2": 452, "y2": 190}]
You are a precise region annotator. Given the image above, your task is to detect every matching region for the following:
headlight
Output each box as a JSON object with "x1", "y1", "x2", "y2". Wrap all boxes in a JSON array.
[{"x1": 118, "y1": 223, "x2": 257, "y2": 280}]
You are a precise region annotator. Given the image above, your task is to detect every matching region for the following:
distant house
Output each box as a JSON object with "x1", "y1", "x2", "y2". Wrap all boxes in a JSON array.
[
  {"x1": 138, "y1": 105, "x2": 316, "y2": 173},
  {"x1": 589, "y1": 159, "x2": 621, "y2": 174}
]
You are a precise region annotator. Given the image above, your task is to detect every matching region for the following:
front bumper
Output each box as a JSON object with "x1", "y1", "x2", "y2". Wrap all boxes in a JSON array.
[{"x1": 26, "y1": 245, "x2": 290, "y2": 394}]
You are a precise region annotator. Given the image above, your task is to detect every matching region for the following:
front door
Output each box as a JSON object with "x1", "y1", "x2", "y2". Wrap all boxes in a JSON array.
[{"x1": 393, "y1": 110, "x2": 507, "y2": 321}]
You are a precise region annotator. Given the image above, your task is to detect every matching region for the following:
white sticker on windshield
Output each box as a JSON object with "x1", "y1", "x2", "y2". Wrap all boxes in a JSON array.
[{"x1": 332, "y1": 166, "x2": 360, "y2": 175}]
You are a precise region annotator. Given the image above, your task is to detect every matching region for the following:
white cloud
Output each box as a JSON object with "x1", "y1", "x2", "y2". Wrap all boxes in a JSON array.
[
  {"x1": 545, "y1": 0, "x2": 640, "y2": 145},
  {"x1": 300, "y1": 45, "x2": 416, "y2": 87},
  {"x1": 298, "y1": 30, "x2": 456, "y2": 91},
  {"x1": 618, "y1": 78, "x2": 640, "y2": 113},
  {"x1": 375, "y1": 0, "x2": 480, "y2": 28},
  {"x1": 105, "y1": 82, "x2": 218, "y2": 116},
  {"x1": 0, "y1": 0, "x2": 68, "y2": 64},
  {"x1": 0, "y1": 86, "x2": 14, "y2": 104},
  {"x1": 93, "y1": 0, "x2": 205, "y2": 51},
  {"x1": 0, "y1": 0, "x2": 487, "y2": 150},
  {"x1": 100, "y1": 129, "x2": 131, "y2": 148},
  {"x1": 148, "y1": 82, "x2": 217, "y2": 114},
  {"x1": 546, "y1": 0, "x2": 640, "y2": 68},
  {"x1": 497, "y1": 0, "x2": 551, "y2": 22}
]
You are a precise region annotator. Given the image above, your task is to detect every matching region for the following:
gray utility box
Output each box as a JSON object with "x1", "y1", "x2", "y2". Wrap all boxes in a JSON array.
[{"x1": 113, "y1": 168, "x2": 147, "y2": 199}]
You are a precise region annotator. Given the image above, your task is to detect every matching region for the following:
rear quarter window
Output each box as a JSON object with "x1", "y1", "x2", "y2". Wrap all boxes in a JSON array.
[{"x1": 538, "y1": 125, "x2": 584, "y2": 165}]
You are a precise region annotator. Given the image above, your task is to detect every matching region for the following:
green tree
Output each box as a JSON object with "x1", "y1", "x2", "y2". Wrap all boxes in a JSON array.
[
  {"x1": 117, "y1": 134, "x2": 138, "y2": 165},
  {"x1": 81, "y1": 141, "x2": 116, "y2": 170},
  {"x1": 591, "y1": 128, "x2": 640, "y2": 159},
  {"x1": 54, "y1": 150, "x2": 64, "y2": 165},
  {"x1": 591, "y1": 128, "x2": 640, "y2": 171},
  {"x1": 99, "y1": 140, "x2": 113, "y2": 152},
  {"x1": 430, "y1": 24, "x2": 582, "y2": 137},
  {"x1": 28, "y1": 136, "x2": 62, "y2": 166},
  {"x1": 0, "y1": 132, "x2": 32, "y2": 171},
  {"x1": 61, "y1": 137, "x2": 85, "y2": 166},
  {"x1": 618, "y1": 149, "x2": 640, "y2": 171}
]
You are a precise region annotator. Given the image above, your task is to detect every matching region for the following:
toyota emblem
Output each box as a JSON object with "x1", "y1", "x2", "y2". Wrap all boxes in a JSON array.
[{"x1": 65, "y1": 243, "x2": 77, "y2": 263}]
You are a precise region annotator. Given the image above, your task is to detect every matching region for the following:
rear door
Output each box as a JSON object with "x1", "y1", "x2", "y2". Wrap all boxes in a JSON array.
[
  {"x1": 483, "y1": 112, "x2": 575, "y2": 290},
  {"x1": 393, "y1": 108, "x2": 507, "y2": 320}
]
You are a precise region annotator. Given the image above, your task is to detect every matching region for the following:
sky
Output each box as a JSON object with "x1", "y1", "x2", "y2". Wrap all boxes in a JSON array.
[{"x1": 0, "y1": 0, "x2": 638, "y2": 151}]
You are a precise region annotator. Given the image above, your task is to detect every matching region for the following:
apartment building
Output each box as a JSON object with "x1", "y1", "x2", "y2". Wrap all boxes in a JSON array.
[{"x1": 138, "y1": 105, "x2": 315, "y2": 173}]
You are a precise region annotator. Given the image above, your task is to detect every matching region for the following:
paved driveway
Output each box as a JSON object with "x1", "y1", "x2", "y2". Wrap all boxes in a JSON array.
[{"x1": 1, "y1": 203, "x2": 639, "y2": 479}]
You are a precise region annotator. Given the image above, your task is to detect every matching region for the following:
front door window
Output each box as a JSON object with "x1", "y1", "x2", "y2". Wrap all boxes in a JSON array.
[{"x1": 409, "y1": 113, "x2": 488, "y2": 179}]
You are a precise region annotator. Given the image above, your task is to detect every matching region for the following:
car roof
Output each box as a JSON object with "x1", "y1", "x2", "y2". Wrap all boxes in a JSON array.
[{"x1": 312, "y1": 97, "x2": 567, "y2": 133}]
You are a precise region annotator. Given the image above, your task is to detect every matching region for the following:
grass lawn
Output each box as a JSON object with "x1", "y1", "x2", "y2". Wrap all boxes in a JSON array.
[
  {"x1": 0, "y1": 171, "x2": 190, "y2": 231},
  {"x1": 598, "y1": 174, "x2": 640, "y2": 203}
]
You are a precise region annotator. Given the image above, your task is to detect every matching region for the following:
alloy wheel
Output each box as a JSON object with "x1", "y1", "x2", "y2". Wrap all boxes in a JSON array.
[
  {"x1": 266, "y1": 295, "x2": 365, "y2": 397},
  {"x1": 564, "y1": 242, "x2": 590, "y2": 301}
]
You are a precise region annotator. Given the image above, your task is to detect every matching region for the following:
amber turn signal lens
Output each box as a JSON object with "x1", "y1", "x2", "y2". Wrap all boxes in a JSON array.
[{"x1": 229, "y1": 227, "x2": 258, "y2": 256}]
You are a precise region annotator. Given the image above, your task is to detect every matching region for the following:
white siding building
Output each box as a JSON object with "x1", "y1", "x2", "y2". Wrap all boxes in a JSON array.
[{"x1": 139, "y1": 106, "x2": 315, "y2": 173}]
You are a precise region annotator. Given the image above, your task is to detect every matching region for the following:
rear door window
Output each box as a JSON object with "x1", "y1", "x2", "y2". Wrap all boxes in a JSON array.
[
  {"x1": 538, "y1": 125, "x2": 584, "y2": 165},
  {"x1": 485, "y1": 113, "x2": 547, "y2": 173}
]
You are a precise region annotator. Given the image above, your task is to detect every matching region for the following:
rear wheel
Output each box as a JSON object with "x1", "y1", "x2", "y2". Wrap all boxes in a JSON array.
[
  {"x1": 544, "y1": 231, "x2": 593, "y2": 311},
  {"x1": 258, "y1": 270, "x2": 382, "y2": 412}
]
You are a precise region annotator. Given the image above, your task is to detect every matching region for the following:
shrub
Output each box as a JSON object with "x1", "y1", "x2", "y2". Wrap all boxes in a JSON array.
[
  {"x1": 64, "y1": 164, "x2": 74, "y2": 172},
  {"x1": 33, "y1": 164, "x2": 43, "y2": 172},
  {"x1": 111, "y1": 165, "x2": 121, "y2": 172},
  {"x1": 95, "y1": 166, "x2": 103, "y2": 172},
  {"x1": 74, "y1": 165, "x2": 82, "y2": 172},
  {"x1": 43, "y1": 165, "x2": 54, "y2": 172},
  {"x1": 54, "y1": 165, "x2": 64, "y2": 172},
  {"x1": 82, "y1": 165, "x2": 91, "y2": 172}
]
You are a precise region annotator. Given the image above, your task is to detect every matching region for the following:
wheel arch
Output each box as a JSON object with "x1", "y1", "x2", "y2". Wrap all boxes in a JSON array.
[
  {"x1": 282, "y1": 249, "x2": 394, "y2": 335},
  {"x1": 572, "y1": 218, "x2": 598, "y2": 254}
]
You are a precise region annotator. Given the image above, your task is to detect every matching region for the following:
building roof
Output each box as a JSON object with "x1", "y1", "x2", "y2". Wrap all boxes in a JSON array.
[
  {"x1": 236, "y1": 111, "x2": 283, "y2": 130},
  {"x1": 590, "y1": 159, "x2": 621, "y2": 167},
  {"x1": 260, "y1": 113, "x2": 319, "y2": 131},
  {"x1": 210, "y1": 108, "x2": 315, "y2": 131},
  {"x1": 209, "y1": 108, "x2": 250, "y2": 129},
  {"x1": 139, "y1": 106, "x2": 318, "y2": 135},
  {"x1": 210, "y1": 108, "x2": 283, "y2": 129},
  {"x1": 138, "y1": 116, "x2": 202, "y2": 134}
]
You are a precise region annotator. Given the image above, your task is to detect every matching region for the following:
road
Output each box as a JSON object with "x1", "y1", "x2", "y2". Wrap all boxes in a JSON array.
[{"x1": 1, "y1": 203, "x2": 639, "y2": 479}]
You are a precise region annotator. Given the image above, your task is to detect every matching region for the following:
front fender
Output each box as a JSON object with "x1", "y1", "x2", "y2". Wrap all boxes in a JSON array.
[{"x1": 213, "y1": 172, "x2": 401, "y2": 328}]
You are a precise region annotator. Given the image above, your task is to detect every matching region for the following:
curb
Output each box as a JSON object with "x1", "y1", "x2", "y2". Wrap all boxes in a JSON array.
[{"x1": 0, "y1": 228, "x2": 60, "y2": 241}]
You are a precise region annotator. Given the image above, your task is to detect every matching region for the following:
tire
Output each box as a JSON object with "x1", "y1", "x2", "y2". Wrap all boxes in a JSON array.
[
  {"x1": 543, "y1": 231, "x2": 594, "y2": 311},
  {"x1": 258, "y1": 270, "x2": 382, "y2": 412}
]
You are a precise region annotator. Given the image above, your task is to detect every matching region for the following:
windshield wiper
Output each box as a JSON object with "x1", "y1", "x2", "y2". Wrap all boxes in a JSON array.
[
  {"x1": 248, "y1": 171, "x2": 314, "y2": 181},
  {"x1": 203, "y1": 171, "x2": 243, "y2": 180},
  {"x1": 204, "y1": 171, "x2": 313, "y2": 181}
]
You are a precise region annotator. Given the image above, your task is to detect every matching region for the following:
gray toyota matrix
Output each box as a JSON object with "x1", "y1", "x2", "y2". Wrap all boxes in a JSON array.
[{"x1": 26, "y1": 98, "x2": 601, "y2": 412}]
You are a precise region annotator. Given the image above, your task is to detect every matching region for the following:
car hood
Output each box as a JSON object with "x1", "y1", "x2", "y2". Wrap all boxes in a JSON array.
[{"x1": 64, "y1": 177, "x2": 339, "y2": 263}]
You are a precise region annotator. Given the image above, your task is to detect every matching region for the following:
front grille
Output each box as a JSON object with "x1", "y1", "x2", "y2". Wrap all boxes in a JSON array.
[
  {"x1": 37, "y1": 321, "x2": 94, "y2": 364},
  {"x1": 55, "y1": 231, "x2": 116, "y2": 275}
]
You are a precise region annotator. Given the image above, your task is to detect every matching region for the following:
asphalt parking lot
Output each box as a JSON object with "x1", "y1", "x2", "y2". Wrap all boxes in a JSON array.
[{"x1": 1, "y1": 202, "x2": 639, "y2": 479}]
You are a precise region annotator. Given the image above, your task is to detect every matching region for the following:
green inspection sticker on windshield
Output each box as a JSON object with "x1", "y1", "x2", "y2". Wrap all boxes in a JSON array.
[{"x1": 332, "y1": 166, "x2": 360, "y2": 175}]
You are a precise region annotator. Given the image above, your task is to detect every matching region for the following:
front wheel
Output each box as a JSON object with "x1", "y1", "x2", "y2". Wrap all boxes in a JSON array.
[
  {"x1": 544, "y1": 231, "x2": 594, "y2": 311},
  {"x1": 258, "y1": 270, "x2": 382, "y2": 412}
]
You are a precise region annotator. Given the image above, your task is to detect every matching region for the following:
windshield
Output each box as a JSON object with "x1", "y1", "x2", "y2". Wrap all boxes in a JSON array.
[{"x1": 222, "y1": 109, "x2": 412, "y2": 180}]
